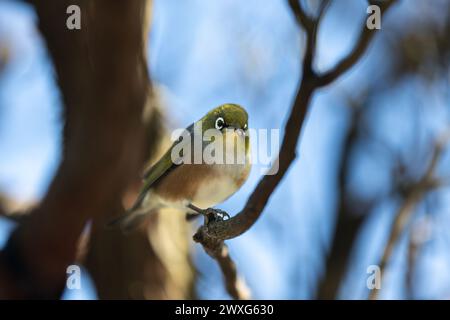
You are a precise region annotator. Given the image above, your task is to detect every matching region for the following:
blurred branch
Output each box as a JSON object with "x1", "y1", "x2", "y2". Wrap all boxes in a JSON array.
[
  {"x1": 317, "y1": 103, "x2": 374, "y2": 299},
  {"x1": 194, "y1": 230, "x2": 249, "y2": 299},
  {"x1": 194, "y1": 0, "x2": 397, "y2": 299},
  {"x1": 317, "y1": 0, "x2": 397, "y2": 87},
  {"x1": 0, "y1": 0, "x2": 152, "y2": 298},
  {"x1": 194, "y1": 0, "x2": 397, "y2": 241},
  {"x1": 406, "y1": 224, "x2": 420, "y2": 299},
  {"x1": 369, "y1": 132, "x2": 450, "y2": 300},
  {"x1": 287, "y1": 0, "x2": 314, "y2": 33},
  {"x1": 319, "y1": 7, "x2": 449, "y2": 299}
]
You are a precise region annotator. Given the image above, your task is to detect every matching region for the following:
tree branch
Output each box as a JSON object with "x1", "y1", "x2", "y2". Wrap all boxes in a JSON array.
[
  {"x1": 194, "y1": 0, "x2": 397, "y2": 299},
  {"x1": 195, "y1": 0, "x2": 398, "y2": 239},
  {"x1": 316, "y1": 0, "x2": 397, "y2": 87},
  {"x1": 369, "y1": 131, "x2": 449, "y2": 300},
  {"x1": 0, "y1": 0, "x2": 152, "y2": 298},
  {"x1": 287, "y1": 0, "x2": 314, "y2": 34},
  {"x1": 317, "y1": 103, "x2": 371, "y2": 299},
  {"x1": 194, "y1": 227, "x2": 249, "y2": 299}
]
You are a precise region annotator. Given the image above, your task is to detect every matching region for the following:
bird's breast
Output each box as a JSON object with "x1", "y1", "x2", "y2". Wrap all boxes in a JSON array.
[
  {"x1": 191, "y1": 131, "x2": 251, "y2": 208},
  {"x1": 191, "y1": 161, "x2": 250, "y2": 208},
  {"x1": 152, "y1": 130, "x2": 251, "y2": 210}
]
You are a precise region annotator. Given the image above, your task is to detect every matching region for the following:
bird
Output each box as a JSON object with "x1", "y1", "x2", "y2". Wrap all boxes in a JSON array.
[{"x1": 108, "y1": 103, "x2": 251, "y2": 232}]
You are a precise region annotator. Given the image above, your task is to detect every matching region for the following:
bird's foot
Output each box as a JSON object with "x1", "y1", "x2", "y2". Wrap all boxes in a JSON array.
[
  {"x1": 187, "y1": 204, "x2": 230, "y2": 224},
  {"x1": 203, "y1": 208, "x2": 230, "y2": 223}
]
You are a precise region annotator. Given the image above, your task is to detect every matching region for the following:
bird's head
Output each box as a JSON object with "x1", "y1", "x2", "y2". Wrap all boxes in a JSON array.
[{"x1": 201, "y1": 103, "x2": 248, "y2": 134}]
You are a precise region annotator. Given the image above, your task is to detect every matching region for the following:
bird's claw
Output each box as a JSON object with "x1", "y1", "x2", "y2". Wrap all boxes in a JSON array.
[
  {"x1": 204, "y1": 208, "x2": 230, "y2": 223},
  {"x1": 186, "y1": 203, "x2": 230, "y2": 223}
]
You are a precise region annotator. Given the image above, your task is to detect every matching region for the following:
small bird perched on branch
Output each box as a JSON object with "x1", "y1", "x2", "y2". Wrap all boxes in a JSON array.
[{"x1": 108, "y1": 103, "x2": 251, "y2": 231}]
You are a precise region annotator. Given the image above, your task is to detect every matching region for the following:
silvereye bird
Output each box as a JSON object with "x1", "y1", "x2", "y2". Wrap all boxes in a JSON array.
[{"x1": 109, "y1": 103, "x2": 251, "y2": 231}]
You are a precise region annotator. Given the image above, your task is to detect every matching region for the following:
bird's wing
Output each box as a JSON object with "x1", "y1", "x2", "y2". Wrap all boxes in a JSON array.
[
  {"x1": 130, "y1": 148, "x2": 178, "y2": 211},
  {"x1": 142, "y1": 147, "x2": 177, "y2": 188},
  {"x1": 142, "y1": 122, "x2": 195, "y2": 185},
  {"x1": 131, "y1": 123, "x2": 195, "y2": 211}
]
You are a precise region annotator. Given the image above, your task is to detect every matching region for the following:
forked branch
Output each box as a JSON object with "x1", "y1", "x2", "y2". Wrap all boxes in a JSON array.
[{"x1": 194, "y1": 0, "x2": 398, "y2": 299}]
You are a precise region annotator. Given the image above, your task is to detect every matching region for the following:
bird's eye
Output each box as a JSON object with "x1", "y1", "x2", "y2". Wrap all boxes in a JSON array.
[
  {"x1": 244, "y1": 123, "x2": 248, "y2": 130},
  {"x1": 215, "y1": 117, "x2": 225, "y2": 130}
]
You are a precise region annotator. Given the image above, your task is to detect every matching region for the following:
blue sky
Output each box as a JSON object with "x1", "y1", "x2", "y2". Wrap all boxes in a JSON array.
[{"x1": 0, "y1": 0, "x2": 449, "y2": 299}]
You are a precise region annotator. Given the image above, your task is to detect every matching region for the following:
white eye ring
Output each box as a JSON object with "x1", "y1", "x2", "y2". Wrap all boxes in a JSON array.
[
  {"x1": 244, "y1": 123, "x2": 247, "y2": 130},
  {"x1": 215, "y1": 117, "x2": 225, "y2": 130}
]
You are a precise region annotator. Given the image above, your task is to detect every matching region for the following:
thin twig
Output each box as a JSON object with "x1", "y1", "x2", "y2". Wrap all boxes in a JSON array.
[
  {"x1": 288, "y1": 0, "x2": 314, "y2": 33},
  {"x1": 369, "y1": 132, "x2": 449, "y2": 300},
  {"x1": 317, "y1": 101, "x2": 370, "y2": 299},
  {"x1": 194, "y1": 227, "x2": 250, "y2": 299},
  {"x1": 317, "y1": 0, "x2": 397, "y2": 87},
  {"x1": 194, "y1": 0, "x2": 398, "y2": 299}
]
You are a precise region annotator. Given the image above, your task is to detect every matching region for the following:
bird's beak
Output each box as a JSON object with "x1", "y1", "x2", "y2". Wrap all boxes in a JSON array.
[{"x1": 228, "y1": 126, "x2": 245, "y2": 136}]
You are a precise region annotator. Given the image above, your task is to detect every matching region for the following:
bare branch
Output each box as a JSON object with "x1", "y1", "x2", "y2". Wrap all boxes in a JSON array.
[
  {"x1": 288, "y1": 0, "x2": 331, "y2": 76},
  {"x1": 317, "y1": 0, "x2": 331, "y2": 22},
  {"x1": 0, "y1": 195, "x2": 35, "y2": 224},
  {"x1": 195, "y1": 0, "x2": 398, "y2": 241},
  {"x1": 317, "y1": 102, "x2": 371, "y2": 299},
  {"x1": 317, "y1": 0, "x2": 397, "y2": 87},
  {"x1": 194, "y1": 226, "x2": 250, "y2": 299},
  {"x1": 369, "y1": 132, "x2": 449, "y2": 300},
  {"x1": 287, "y1": 0, "x2": 314, "y2": 33},
  {"x1": 192, "y1": 0, "x2": 398, "y2": 299}
]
